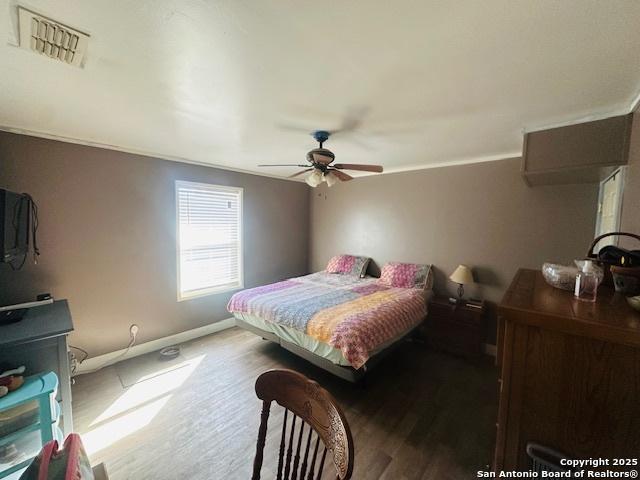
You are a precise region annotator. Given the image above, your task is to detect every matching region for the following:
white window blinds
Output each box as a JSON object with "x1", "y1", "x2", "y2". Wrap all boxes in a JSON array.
[{"x1": 176, "y1": 181, "x2": 243, "y2": 300}]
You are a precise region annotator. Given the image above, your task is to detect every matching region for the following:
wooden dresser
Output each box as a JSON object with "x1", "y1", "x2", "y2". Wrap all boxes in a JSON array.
[{"x1": 494, "y1": 269, "x2": 640, "y2": 470}]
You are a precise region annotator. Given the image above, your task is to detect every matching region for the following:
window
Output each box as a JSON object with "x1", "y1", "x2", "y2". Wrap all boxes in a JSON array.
[
  {"x1": 594, "y1": 167, "x2": 626, "y2": 253},
  {"x1": 176, "y1": 180, "x2": 243, "y2": 300}
]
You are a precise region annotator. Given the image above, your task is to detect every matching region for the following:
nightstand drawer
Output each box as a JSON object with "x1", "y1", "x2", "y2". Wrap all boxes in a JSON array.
[
  {"x1": 426, "y1": 315, "x2": 483, "y2": 357},
  {"x1": 426, "y1": 296, "x2": 487, "y2": 358},
  {"x1": 429, "y1": 303, "x2": 483, "y2": 326}
]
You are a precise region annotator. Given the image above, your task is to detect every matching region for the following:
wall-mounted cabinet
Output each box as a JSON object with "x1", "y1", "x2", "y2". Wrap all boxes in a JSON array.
[{"x1": 522, "y1": 114, "x2": 633, "y2": 186}]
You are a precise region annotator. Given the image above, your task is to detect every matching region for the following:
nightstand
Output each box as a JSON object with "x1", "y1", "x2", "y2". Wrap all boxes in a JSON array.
[{"x1": 422, "y1": 296, "x2": 486, "y2": 358}]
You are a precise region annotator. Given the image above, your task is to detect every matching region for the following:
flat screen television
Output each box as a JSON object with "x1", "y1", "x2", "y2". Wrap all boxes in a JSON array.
[{"x1": 0, "y1": 188, "x2": 31, "y2": 264}]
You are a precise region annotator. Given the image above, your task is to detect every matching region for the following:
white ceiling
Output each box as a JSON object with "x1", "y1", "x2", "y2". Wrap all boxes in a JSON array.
[{"x1": 1, "y1": 1, "x2": 640, "y2": 179}]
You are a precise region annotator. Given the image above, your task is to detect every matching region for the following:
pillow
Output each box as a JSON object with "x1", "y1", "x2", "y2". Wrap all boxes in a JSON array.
[
  {"x1": 325, "y1": 254, "x2": 370, "y2": 277},
  {"x1": 379, "y1": 262, "x2": 432, "y2": 289}
]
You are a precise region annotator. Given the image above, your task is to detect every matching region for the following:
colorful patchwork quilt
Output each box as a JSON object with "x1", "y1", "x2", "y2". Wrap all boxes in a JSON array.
[{"x1": 227, "y1": 272, "x2": 427, "y2": 369}]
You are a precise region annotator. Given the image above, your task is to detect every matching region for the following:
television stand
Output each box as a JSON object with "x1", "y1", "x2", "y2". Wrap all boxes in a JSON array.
[
  {"x1": 0, "y1": 297, "x2": 53, "y2": 312},
  {"x1": 0, "y1": 307, "x2": 27, "y2": 325},
  {"x1": 0, "y1": 299, "x2": 74, "y2": 436},
  {"x1": 0, "y1": 297, "x2": 54, "y2": 325}
]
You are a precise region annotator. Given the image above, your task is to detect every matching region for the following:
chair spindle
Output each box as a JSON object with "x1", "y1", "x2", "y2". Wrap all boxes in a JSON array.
[
  {"x1": 283, "y1": 415, "x2": 297, "y2": 480},
  {"x1": 298, "y1": 426, "x2": 314, "y2": 479},
  {"x1": 315, "y1": 447, "x2": 327, "y2": 480},
  {"x1": 276, "y1": 409, "x2": 289, "y2": 480},
  {"x1": 291, "y1": 421, "x2": 306, "y2": 480},
  {"x1": 251, "y1": 400, "x2": 271, "y2": 480},
  {"x1": 306, "y1": 435, "x2": 321, "y2": 480}
]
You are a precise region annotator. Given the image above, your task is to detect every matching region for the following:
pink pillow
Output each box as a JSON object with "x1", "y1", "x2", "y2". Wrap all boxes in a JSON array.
[
  {"x1": 325, "y1": 254, "x2": 370, "y2": 277},
  {"x1": 379, "y1": 262, "x2": 431, "y2": 289}
]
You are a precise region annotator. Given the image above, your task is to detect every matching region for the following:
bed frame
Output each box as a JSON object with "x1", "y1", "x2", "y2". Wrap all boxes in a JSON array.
[{"x1": 235, "y1": 317, "x2": 422, "y2": 383}]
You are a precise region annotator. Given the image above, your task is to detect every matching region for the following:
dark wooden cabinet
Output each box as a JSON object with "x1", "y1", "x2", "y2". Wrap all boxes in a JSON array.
[
  {"x1": 495, "y1": 269, "x2": 640, "y2": 471},
  {"x1": 424, "y1": 296, "x2": 486, "y2": 358},
  {"x1": 522, "y1": 113, "x2": 632, "y2": 186}
]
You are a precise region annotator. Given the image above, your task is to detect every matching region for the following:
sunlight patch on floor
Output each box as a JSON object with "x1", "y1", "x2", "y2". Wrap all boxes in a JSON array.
[
  {"x1": 91, "y1": 354, "x2": 205, "y2": 427},
  {"x1": 80, "y1": 354, "x2": 205, "y2": 455},
  {"x1": 82, "y1": 395, "x2": 171, "y2": 456}
]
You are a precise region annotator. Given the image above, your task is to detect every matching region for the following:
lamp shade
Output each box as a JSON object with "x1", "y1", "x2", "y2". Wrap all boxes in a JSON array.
[
  {"x1": 449, "y1": 264, "x2": 474, "y2": 285},
  {"x1": 324, "y1": 171, "x2": 338, "y2": 187},
  {"x1": 305, "y1": 170, "x2": 323, "y2": 187}
]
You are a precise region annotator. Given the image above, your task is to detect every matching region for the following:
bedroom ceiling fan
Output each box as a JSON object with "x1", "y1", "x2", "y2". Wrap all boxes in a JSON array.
[{"x1": 258, "y1": 130, "x2": 383, "y2": 187}]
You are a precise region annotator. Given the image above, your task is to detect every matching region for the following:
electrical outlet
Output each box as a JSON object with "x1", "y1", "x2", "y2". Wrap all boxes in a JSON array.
[{"x1": 68, "y1": 350, "x2": 78, "y2": 375}]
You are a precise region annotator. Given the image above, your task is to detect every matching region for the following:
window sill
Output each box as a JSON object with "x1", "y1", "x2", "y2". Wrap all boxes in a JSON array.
[{"x1": 177, "y1": 283, "x2": 243, "y2": 302}]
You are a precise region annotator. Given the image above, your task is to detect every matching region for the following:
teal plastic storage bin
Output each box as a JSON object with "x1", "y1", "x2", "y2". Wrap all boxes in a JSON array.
[{"x1": 0, "y1": 373, "x2": 60, "y2": 479}]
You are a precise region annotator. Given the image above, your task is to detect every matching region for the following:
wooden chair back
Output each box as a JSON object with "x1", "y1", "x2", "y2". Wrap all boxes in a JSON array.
[{"x1": 252, "y1": 369, "x2": 354, "y2": 480}]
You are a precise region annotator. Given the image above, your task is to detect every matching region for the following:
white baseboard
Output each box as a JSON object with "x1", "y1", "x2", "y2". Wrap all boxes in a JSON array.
[
  {"x1": 75, "y1": 318, "x2": 235, "y2": 375},
  {"x1": 483, "y1": 342, "x2": 497, "y2": 357}
]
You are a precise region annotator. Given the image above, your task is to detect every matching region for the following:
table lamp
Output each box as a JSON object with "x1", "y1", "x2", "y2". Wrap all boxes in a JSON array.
[{"x1": 449, "y1": 264, "x2": 474, "y2": 303}]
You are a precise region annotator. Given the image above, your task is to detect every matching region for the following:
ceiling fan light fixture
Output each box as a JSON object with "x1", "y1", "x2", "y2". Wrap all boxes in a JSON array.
[
  {"x1": 257, "y1": 129, "x2": 383, "y2": 183},
  {"x1": 305, "y1": 169, "x2": 323, "y2": 187},
  {"x1": 324, "y1": 171, "x2": 338, "y2": 187},
  {"x1": 308, "y1": 148, "x2": 335, "y2": 165}
]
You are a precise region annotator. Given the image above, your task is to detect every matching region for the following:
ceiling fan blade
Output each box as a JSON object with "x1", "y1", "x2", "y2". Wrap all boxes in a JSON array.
[
  {"x1": 289, "y1": 168, "x2": 313, "y2": 178},
  {"x1": 334, "y1": 106, "x2": 370, "y2": 134},
  {"x1": 258, "y1": 164, "x2": 309, "y2": 167},
  {"x1": 333, "y1": 163, "x2": 383, "y2": 173},
  {"x1": 275, "y1": 123, "x2": 316, "y2": 133},
  {"x1": 278, "y1": 105, "x2": 370, "y2": 136},
  {"x1": 330, "y1": 169, "x2": 353, "y2": 181}
]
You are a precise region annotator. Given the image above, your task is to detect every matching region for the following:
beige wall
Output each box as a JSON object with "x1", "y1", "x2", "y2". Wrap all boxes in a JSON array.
[
  {"x1": 0, "y1": 132, "x2": 309, "y2": 356},
  {"x1": 620, "y1": 111, "x2": 640, "y2": 244},
  {"x1": 310, "y1": 158, "x2": 598, "y2": 343},
  {"x1": 0, "y1": 131, "x2": 602, "y2": 352}
]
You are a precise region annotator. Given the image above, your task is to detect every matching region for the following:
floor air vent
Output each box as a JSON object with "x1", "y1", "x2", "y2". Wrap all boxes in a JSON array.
[
  {"x1": 17, "y1": 7, "x2": 89, "y2": 67},
  {"x1": 526, "y1": 443, "x2": 576, "y2": 476}
]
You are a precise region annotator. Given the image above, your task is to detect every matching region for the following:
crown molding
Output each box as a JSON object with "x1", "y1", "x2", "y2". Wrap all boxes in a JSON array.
[
  {"x1": 0, "y1": 123, "x2": 520, "y2": 179},
  {"x1": 0, "y1": 124, "x2": 306, "y2": 183},
  {"x1": 523, "y1": 85, "x2": 640, "y2": 134},
  {"x1": 380, "y1": 152, "x2": 521, "y2": 175},
  {"x1": 522, "y1": 107, "x2": 630, "y2": 134},
  {"x1": 2, "y1": 84, "x2": 639, "y2": 180}
]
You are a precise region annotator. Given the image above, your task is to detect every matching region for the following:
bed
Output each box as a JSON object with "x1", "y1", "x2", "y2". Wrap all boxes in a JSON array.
[{"x1": 227, "y1": 267, "x2": 433, "y2": 382}]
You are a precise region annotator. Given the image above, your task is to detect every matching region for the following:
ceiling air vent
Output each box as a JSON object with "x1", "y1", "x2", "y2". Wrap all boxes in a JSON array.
[{"x1": 17, "y1": 7, "x2": 89, "y2": 67}]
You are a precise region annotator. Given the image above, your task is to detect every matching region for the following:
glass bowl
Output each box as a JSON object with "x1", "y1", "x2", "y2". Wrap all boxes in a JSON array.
[{"x1": 542, "y1": 263, "x2": 579, "y2": 291}]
